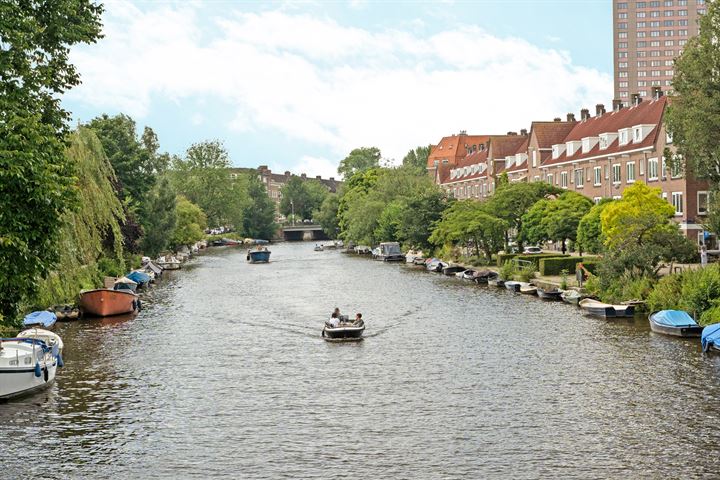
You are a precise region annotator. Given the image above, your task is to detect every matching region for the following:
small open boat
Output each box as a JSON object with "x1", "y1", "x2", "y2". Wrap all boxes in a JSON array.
[
  {"x1": 79, "y1": 289, "x2": 140, "y2": 317},
  {"x1": 443, "y1": 265, "x2": 465, "y2": 276},
  {"x1": 537, "y1": 287, "x2": 563, "y2": 301},
  {"x1": 702, "y1": 324, "x2": 720, "y2": 352},
  {"x1": 314, "y1": 245, "x2": 323, "y2": 252},
  {"x1": 322, "y1": 320, "x2": 365, "y2": 341},
  {"x1": 579, "y1": 299, "x2": 635, "y2": 318},
  {"x1": 156, "y1": 255, "x2": 181, "y2": 270},
  {"x1": 247, "y1": 246, "x2": 271, "y2": 263},
  {"x1": 505, "y1": 281, "x2": 521, "y2": 293},
  {"x1": 412, "y1": 257, "x2": 426, "y2": 266},
  {"x1": 560, "y1": 290, "x2": 583, "y2": 305},
  {"x1": 519, "y1": 283, "x2": 537, "y2": 295},
  {"x1": 48, "y1": 305, "x2": 80, "y2": 321},
  {"x1": 0, "y1": 337, "x2": 61, "y2": 400},
  {"x1": 456, "y1": 269, "x2": 476, "y2": 280},
  {"x1": 23, "y1": 311, "x2": 57, "y2": 329},
  {"x1": 488, "y1": 278, "x2": 505, "y2": 287},
  {"x1": 472, "y1": 270, "x2": 498, "y2": 285},
  {"x1": 427, "y1": 259, "x2": 448, "y2": 273},
  {"x1": 126, "y1": 270, "x2": 151, "y2": 287},
  {"x1": 113, "y1": 276, "x2": 138, "y2": 293},
  {"x1": 649, "y1": 310, "x2": 703, "y2": 337}
]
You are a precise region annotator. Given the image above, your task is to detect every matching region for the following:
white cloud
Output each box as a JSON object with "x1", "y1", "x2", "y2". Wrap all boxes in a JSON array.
[
  {"x1": 288, "y1": 155, "x2": 340, "y2": 179},
  {"x1": 67, "y1": 2, "x2": 612, "y2": 166}
]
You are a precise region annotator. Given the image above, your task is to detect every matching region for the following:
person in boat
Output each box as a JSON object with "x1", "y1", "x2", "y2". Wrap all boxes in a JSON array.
[
  {"x1": 353, "y1": 313, "x2": 364, "y2": 326},
  {"x1": 327, "y1": 312, "x2": 340, "y2": 328}
]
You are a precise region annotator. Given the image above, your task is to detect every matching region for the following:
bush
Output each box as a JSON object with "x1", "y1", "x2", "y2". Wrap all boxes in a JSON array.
[
  {"x1": 599, "y1": 273, "x2": 655, "y2": 305},
  {"x1": 582, "y1": 260, "x2": 600, "y2": 275},
  {"x1": 517, "y1": 264, "x2": 536, "y2": 282},
  {"x1": 499, "y1": 261, "x2": 516, "y2": 280},
  {"x1": 539, "y1": 256, "x2": 599, "y2": 276},
  {"x1": 515, "y1": 253, "x2": 569, "y2": 270},
  {"x1": 680, "y1": 265, "x2": 720, "y2": 319},
  {"x1": 497, "y1": 253, "x2": 518, "y2": 266},
  {"x1": 646, "y1": 273, "x2": 684, "y2": 312}
]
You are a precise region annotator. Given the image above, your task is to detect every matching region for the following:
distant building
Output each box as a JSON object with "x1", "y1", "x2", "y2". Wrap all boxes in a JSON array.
[
  {"x1": 613, "y1": 0, "x2": 705, "y2": 102},
  {"x1": 228, "y1": 166, "x2": 341, "y2": 208}
]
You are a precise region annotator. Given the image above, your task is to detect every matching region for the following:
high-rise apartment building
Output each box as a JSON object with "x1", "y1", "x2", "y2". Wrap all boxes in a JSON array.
[{"x1": 613, "y1": 0, "x2": 706, "y2": 102}]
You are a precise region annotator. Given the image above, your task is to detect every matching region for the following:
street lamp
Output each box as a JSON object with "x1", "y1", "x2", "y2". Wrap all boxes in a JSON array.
[{"x1": 290, "y1": 199, "x2": 295, "y2": 226}]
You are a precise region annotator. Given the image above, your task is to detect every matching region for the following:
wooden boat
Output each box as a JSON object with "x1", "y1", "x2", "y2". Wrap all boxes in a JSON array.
[
  {"x1": 702, "y1": 324, "x2": 720, "y2": 352},
  {"x1": 505, "y1": 281, "x2": 521, "y2": 292},
  {"x1": 443, "y1": 265, "x2": 465, "y2": 276},
  {"x1": 322, "y1": 320, "x2": 365, "y2": 341},
  {"x1": 247, "y1": 247, "x2": 271, "y2": 263},
  {"x1": 537, "y1": 287, "x2": 563, "y2": 301},
  {"x1": 579, "y1": 299, "x2": 635, "y2": 318},
  {"x1": 0, "y1": 337, "x2": 61, "y2": 400},
  {"x1": 560, "y1": 290, "x2": 583, "y2": 305},
  {"x1": 649, "y1": 310, "x2": 703, "y2": 337},
  {"x1": 519, "y1": 283, "x2": 537, "y2": 295},
  {"x1": 79, "y1": 289, "x2": 140, "y2": 317}
]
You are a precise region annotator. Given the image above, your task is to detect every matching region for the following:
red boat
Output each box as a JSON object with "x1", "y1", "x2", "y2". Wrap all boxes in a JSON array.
[{"x1": 79, "y1": 289, "x2": 140, "y2": 317}]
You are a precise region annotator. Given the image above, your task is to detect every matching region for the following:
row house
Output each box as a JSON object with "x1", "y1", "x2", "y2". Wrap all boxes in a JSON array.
[{"x1": 428, "y1": 91, "x2": 711, "y2": 246}]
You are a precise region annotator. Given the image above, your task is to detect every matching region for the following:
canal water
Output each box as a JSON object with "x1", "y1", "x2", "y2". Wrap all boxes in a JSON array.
[{"x1": 3, "y1": 242, "x2": 720, "y2": 478}]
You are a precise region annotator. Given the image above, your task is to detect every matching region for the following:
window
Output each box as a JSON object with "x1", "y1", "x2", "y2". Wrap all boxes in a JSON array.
[
  {"x1": 532, "y1": 150, "x2": 537, "y2": 167},
  {"x1": 560, "y1": 171, "x2": 568, "y2": 188},
  {"x1": 619, "y1": 32, "x2": 628, "y2": 39},
  {"x1": 619, "y1": 130, "x2": 629, "y2": 145},
  {"x1": 594, "y1": 166, "x2": 602, "y2": 186},
  {"x1": 594, "y1": 197, "x2": 603, "y2": 204},
  {"x1": 664, "y1": 10, "x2": 674, "y2": 16},
  {"x1": 575, "y1": 168, "x2": 584, "y2": 187},
  {"x1": 664, "y1": 60, "x2": 674, "y2": 66},
  {"x1": 620, "y1": 81, "x2": 629, "y2": 87},
  {"x1": 651, "y1": 60, "x2": 661, "y2": 67},
  {"x1": 664, "y1": 49, "x2": 675, "y2": 56},
  {"x1": 619, "y1": 22, "x2": 628, "y2": 29},
  {"x1": 671, "y1": 192, "x2": 683, "y2": 215},
  {"x1": 637, "y1": 21, "x2": 647, "y2": 28},
  {"x1": 637, "y1": 31, "x2": 646, "y2": 38},
  {"x1": 648, "y1": 158, "x2": 658, "y2": 180},
  {"x1": 678, "y1": 30, "x2": 688, "y2": 36},
  {"x1": 613, "y1": 164, "x2": 622, "y2": 183},
  {"x1": 618, "y1": 12, "x2": 628, "y2": 18},
  {"x1": 638, "y1": 51, "x2": 647, "y2": 57},
  {"x1": 619, "y1": 42, "x2": 628, "y2": 48},
  {"x1": 636, "y1": 1, "x2": 646, "y2": 6},
  {"x1": 651, "y1": 70, "x2": 661, "y2": 76},
  {"x1": 627, "y1": 162, "x2": 636, "y2": 182},
  {"x1": 638, "y1": 71, "x2": 647, "y2": 77},
  {"x1": 638, "y1": 41, "x2": 648, "y2": 47},
  {"x1": 619, "y1": 51, "x2": 628, "y2": 58},
  {"x1": 637, "y1": 11, "x2": 647, "y2": 17},
  {"x1": 664, "y1": 0, "x2": 673, "y2": 5},
  {"x1": 633, "y1": 127, "x2": 642, "y2": 142},
  {"x1": 698, "y1": 191, "x2": 709, "y2": 215},
  {"x1": 651, "y1": 50, "x2": 661, "y2": 56},
  {"x1": 665, "y1": 40, "x2": 675, "y2": 47},
  {"x1": 664, "y1": 20, "x2": 674, "y2": 26},
  {"x1": 618, "y1": 2, "x2": 627, "y2": 7},
  {"x1": 546, "y1": 174, "x2": 554, "y2": 185},
  {"x1": 665, "y1": 69, "x2": 674, "y2": 76},
  {"x1": 666, "y1": 131, "x2": 673, "y2": 144},
  {"x1": 638, "y1": 61, "x2": 647, "y2": 67},
  {"x1": 679, "y1": 9, "x2": 688, "y2": 15},
  {"x1": 619, "y1": 71, "x2": 629, "y2": 78},
  {"x1": 619, "y1": 62, "x2": 628, "y2": 68}
]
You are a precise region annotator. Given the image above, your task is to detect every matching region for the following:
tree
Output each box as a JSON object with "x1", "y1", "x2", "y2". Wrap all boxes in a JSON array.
[
  {"x1": 337, "y1": 147, "x2": 381, "y2": 179},
  {"x1": 315, "y1": 193, "x2": 341, "y2": 239},
  {"x1": 543, "y1": 192, "x2": 593, "y2": 253},
  {"x1": 279, "y1": 177, "x2": 328, "y2": 220},
  {"x1": 243, "y1": 174, "x2": 277, "y2": 240},
  {"x1": 397, "y1": 189, "x2": 450, "y2": 251},
  {"x1": 170, "y1": 140, "x2": 249, "y2": 229},
  {"x1": 576, "y1": 199, "x2": 614, "y2": 255},
  {"x1": 0, "y1": 1, "x2": 103, "y2": 320},
  {"x1": 664, "y1": 1, "x2": 720, "y2": 182},
  {"x1": 141, "y1": 177, "x2": 177, "y2": 256},
  {"x1": 429, "y1": 200, "x2": 507, "y2": 260},
  {"x1": 402, "y1": 145, "x2": 431, "y2": 171},
  {"x1": 171, "y1": 197, "x2": 206, "y2": 248}
]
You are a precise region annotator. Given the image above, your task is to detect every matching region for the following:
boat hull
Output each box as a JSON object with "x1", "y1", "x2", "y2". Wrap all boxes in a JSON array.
[
  {"x1": 649, "y1": 312, "x2": 703, "y2": 337},
  {"x1": 248, "y1": 251, "x2": 271, "y2": 263},
  {"x1": 537, "y1": 288, "x2": 563, "y2": 301},
  {"x1": 79, "y1": 289, "x2": 139, "y2": 317},
  {"x1": 157, "y1": 262, "x2": 181, "y2": 270},
  {"x1": 579, "y1": 299, "x2": 635, "y2": 318},
  {"x1": 322, "y1": 324, "x2": 365, "y2": 341},
  {"x1": 505, "y1": 282, "x2": 521, "y2": 292},
  {"x1": 0, "y1": 341, "x2": 58, "y2": 401},
  {"x1": 443, "y1": 266, "x2": 465, "y2": 276}
]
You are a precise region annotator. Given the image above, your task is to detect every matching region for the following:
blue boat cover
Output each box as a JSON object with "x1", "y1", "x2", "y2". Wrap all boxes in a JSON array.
[
  {"x1": 23, "y1": 311, "x2": 57, "y2": 328},
  {"x1": 126, "y1": 270, "x2": 151, "y2": 284},
  {"x1": 652, "y1": 310, "x2": 697, "y2": 327},
  {"x1": 702, "y1": 324, "x2": 720, "y2": 352}
]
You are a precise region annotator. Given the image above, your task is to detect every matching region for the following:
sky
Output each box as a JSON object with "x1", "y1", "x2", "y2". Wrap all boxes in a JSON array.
[{"x1": 64, "y1": 0, "x2": 614, "y2": 179}]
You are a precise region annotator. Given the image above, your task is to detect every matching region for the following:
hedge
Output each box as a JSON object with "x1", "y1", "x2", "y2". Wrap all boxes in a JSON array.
[
  {"x1": 496, "y1": 252, "x2": 566, "y2": 267},
  {"x1": 538, "y1": 256, "x2": 601, "y2": 276},
  {"x1": 497, "y1": 253, "x2": 518, "y2": 266}
]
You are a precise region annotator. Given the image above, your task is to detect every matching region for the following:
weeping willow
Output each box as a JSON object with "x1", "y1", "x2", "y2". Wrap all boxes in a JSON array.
[{"x1": 32, "y1": 127, "x2": 126, "y2": 307}]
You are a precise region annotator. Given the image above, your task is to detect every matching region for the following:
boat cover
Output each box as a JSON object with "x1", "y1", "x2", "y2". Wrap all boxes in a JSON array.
[
  {"x1": 23, "y1": 311, "x2": 57, "y2": 328},
  {"x1": 702, "y1": 324, "x2": 720, "y2": 352},
  {"x1": 652, "y1": 310, "x2": 697, "y2": 327},
  {"x1": 126, "y1": 270, "x2": 151, "y2": 284},
  {"x1": 114, "y1": 276, "x2": 137, "y2": 285},
  {"x1": 145, "y1": 261, "x2": 163, "y2": 275}
]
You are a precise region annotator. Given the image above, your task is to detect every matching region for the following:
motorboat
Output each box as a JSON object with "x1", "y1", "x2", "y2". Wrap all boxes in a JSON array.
[
  {"x1": 322, "y1": 242, "x2": 337, "y2": 250},
  {"x1": 247, "y1": 246, "x2": 271, "y2": 263},
  {"x1": 537, "y1": 287, "x2": 563, "y2": 301},
  {"x1": 376, "y1": 242, "x2": 404, "y2": 262},
  {"x1": 560, "y1": 289, "x2": 583, "y2": 305},
  {"x1": 23, "y1": 311, "x2": 57, "y2": 329},
  {"x1": 48, "y1": 305, "x2": 79, "y2": 321},
  {"x1": 488, "y1": 278, "x2": 505, "y2": 287},
  {"x1": 519, "y1": 283, "x2": 537, "y2": 295},
  {"x1": 427, "y1": 260, "x2": 448, "y2": 273},
  {"x1": 442, "y1": 265, "x2": 465, "y2": 276},
  {"x1": 354, "y1": 245, "x2": 371, "y2": 255},
  {"x1": 314, "y1": 245, "x2": 324, "y2": 252},
  {"x1": 406, "y1": 250, "x2": 424, "y2": 263},
  {"x1": 322, "y1": 319, "x2": 365, "y2": 341},
  {"x1": 456, "y1": 269, "x2": 476, "y2": 280},
  {"x1": 144, "y1": 261, "x2": 163, "y2": 278},
  {"x1": 156, "y1": 255, "x2": 181, "y2": 270},
  {"x1": 113, "y1": 276, "x2": 138, "y2": 293},
  {"x1": 649, "y1": 310, "x2": 703, "y2": 337},
  {"x1": 702, "y1": 324, "x2": 720, "y2": 352},
  {"x1": 473, "y1": 270, "x2": 498, "y2": 284},
  {"x1": 16, "y1": 328, "x2": 64, "y2": 358},
  {"x1": 505, "y1": 281, "x2": 521, "y2": 292},
  {"x1": 126, "y1": 270, "x2": 151, "y2": 287},
  {"x1": 0, "y1": 336, "x2": 61, "y2": 400},
  {"x1": 579, "y1": 299, "x2": 635, "y2": 318},
  {"x1": 412, "y1": 257, "x2": 426, "y2": 266},
  {"x1": 79, "y1": 289, "x2": 140, "y2": 317}
]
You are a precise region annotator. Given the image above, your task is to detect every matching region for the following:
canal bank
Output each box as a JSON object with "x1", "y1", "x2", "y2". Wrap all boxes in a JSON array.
[{"x1": 4, "y1": 242, "x2": 720, "y2": 478}]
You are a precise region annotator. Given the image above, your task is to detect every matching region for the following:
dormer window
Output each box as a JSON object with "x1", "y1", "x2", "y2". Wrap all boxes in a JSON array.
[
  {"x1": 581, "y1": 137, "x2": 599, "y2": 154},
  {"x1": 619, "y1": 128, "x2": 631, "y2": 146},
  {"x1": 566, "y1": 140, "x2": 582, "y2": 157},
  {"x1": 633, "y1": 127, "x2": 642, "y2": 142},
  {"x1": 552, "y1": 144, "x2": 566, "y2": 159},
  {"x1": 599, "y1": 132, "x2": 618, "y2": 150}
]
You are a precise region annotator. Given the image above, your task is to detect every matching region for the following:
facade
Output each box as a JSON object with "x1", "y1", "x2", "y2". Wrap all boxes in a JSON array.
[
  {"x1": 613, "y1": 0, "x2": 705, "y2": 102},
  {"x1": 431, "y1": 94, "x2": 712, "y2": 245}
]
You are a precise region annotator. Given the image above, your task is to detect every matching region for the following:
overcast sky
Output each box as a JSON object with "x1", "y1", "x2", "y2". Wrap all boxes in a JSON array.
[{"x1": 64, "y1": 0, "x2": 613, "y2": 178}]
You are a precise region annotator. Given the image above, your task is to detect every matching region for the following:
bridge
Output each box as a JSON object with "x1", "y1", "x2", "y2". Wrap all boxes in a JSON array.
[{"x1": 281, "y1": 224, "x2": 329, "y2": 241}]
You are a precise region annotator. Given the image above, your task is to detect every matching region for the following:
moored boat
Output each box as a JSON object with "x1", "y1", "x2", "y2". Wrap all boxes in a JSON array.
[
  {"x1": 426, "y1": 259, "x2": 448, "y2": 273},
  {"x1": 579, "y1": 299, "x2": 635, "y2": 318},
  {"x1": 443, "y1": 265, "x2": 465, "y2": 276},
  {"x1": 702, "y1": 324, "x2": 720, "y2": 352},
  {"x1": 560, "y1": 289, "x2": 583, "y2": 305},
  {"x1": 79, "y1": 289, "x2": 140, "y2": 317},
  {"x1": 472, "y1": 270, "x2": 498, "y2": 284},
  {"x1": 48, "y1": 305, "x2": 80, "y2": 321},
  {"x1": 23, "y1": 311, "x2": 57, "y2": 329},
  {"x1": 412, "y1": 257, "x2": 426, "y2": 266},
  {"x1": 488, "y1": 278, "x2": 505, "y2": 287},
  {"x1": 126, "y1": 270, "x2": 151, "y2": 287},
  {"x1": 16, "y1": 328, "x2": 64, "y2": 358},
  {"x1": 649, "y1": 310, "x2": 703, "y2": 337},
  {"x1": 0, "y1": 336, "x2": 61, "y2": 400},
  {"x1": 376, "y1": 242, "x2": 404, "y2": 262},
  {"x1": 505, "y1": 281, "x2": 521, "y2": 292},
  {"x1": 156, "y1": 255, "x2": 181, "y2": 270},
  {"x1": 457, "y1": 269, "x2": 476, "y2": 280},
  {"x1": 113, "y1": 276, "x2": 138, "y2": 293},
  {"x1": 247, "y1": 246, "x2": 271, "y2": 263},
  {"x1": 537, "y1": 287, "x2": 563, "y2": 301},
  {"x1": 314, "y1": 245, "x2": 323, "y2": 252},
  {"x1": 519, "y1": 283, "x2": 537, "y2": 295},
  {"x1": 322, "y1": 320, "x2": 365, "y2": 341}
]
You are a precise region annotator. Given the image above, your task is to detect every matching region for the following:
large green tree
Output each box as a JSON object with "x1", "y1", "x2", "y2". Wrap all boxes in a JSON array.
[
  {"x1": 243, "y1": 174, "x2": 277, "y2": 240},
  {"x1": 315, "y1": 193, "x2": 341, "y2": 239},
  {"x1": 279, "y1": 177, "x2": 328, "y2": 220},
  {"x1": 0, "y1": 1, "x2": 103, "y2": 319},
  {"x1": 141, "y1": 177, "x2": 177, "y2": 256},
  {"x1": 576, "y1": 199, "x2": 614, "y2": 255},
  {"x1": 171, "y1": 196, "x2": 206, "y2": 248},
  {"x1": 430, "y1": 200, "x2": 507, "y2": 260},
  {"x1": 664, "y1": 1, "x2": 720, "y2": 182},
  {"x1": 402, "y1": 145, "x2": 431, "y2": 171},
  {"x1": 521, "y1": 191, "x2": 593, "y2": 253},
  {"x1": 337, "y1": 147, "x2": 381, "y2": 179}
]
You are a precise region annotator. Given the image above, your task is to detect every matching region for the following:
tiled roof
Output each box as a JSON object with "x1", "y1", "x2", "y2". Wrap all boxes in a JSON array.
[
  {"x1": 530, "y1": 121, "x2": 577, "y2": 148},
  {"x1": 427, "y1": 134, "x2": 491, "y2": 168},
  {"x1": 489, "y1": 135, "x2": 529, "y2": 159},
  {"x1": 542, "y1": 97, "x2": 667, "y2": 167}
]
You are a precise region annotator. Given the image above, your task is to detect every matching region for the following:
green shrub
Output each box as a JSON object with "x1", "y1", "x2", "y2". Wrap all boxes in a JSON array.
[
  {"x1": 700, "y1": 305, "x2": 720, "y2": 326},
  {"x1": 497, "y1": 253, "x2": 518, "y2": 266},
  {"x1": 499, "y1": 261, "x2": 516, "y2": 280},
  {"x1": 560, "y1": 269, "x2": 569, "y2": 290},
  {"x1": 680, "y1": 265, "x2": 720, "y2": 318},
  {"x1": 581, "y1": 260, "x2": 599, "y2": 275},
  {"x1": 538, "y1": 256, "x2": 599, "y2": 276},
  {"x1": 517, "y1": 264, "x2": 536, "y2": 282},
  {"x1": 646, "y1": 273, "x2": 684, "y2": 312},
  {"x1": 599, "y1": 273, "x2": 655, "y2": 305}
]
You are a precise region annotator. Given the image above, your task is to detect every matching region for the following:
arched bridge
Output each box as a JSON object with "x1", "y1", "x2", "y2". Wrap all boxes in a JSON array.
[{"x1": 281, "y1": 224, "x2": 329, "y2": 241}]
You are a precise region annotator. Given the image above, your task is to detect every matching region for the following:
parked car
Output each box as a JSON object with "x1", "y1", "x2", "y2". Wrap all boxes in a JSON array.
[{"x1": 523, "y1": 246, "x2": 543, "y2": 254}]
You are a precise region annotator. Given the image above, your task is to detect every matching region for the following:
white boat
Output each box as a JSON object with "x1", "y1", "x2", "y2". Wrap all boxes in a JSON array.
[
  {"x1": 156, "y1": 255, "x2": 181, "y2": 270},
  {"x1": 16, "y1": 328, "x2": 64, "y2": 357},
  {"x1": 0, "y1": 336, "x2": 61, "y2": 400},
  {"x1": 405, "y1": 250, "x2": 424, "y2": 263},
  {"x1": 579, "y1": 299, "x2": 635, "y2": 318}
]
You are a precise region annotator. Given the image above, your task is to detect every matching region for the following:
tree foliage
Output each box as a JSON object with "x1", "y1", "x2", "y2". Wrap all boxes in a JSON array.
[
  {"x1": 279, "y1": 177, "x2": 329, "y2": 220},
  {"x1": 315, "y1": 193, "x2": 341, "y2": 239},
  {"x1": 337, "y1": 147, "x2": 381, "y2": 179},
  {"x1": 576, "y1": 199, "x2": 613, "y2": 255},
  {"x1": 243, "y1": 174, "x2": 277, "y2": 240},
  {"x1": 0, "y1": 1, "x2": 103, "y2": 320},
  {"x1": 171, "y1": 196, "x2": 206, "y2": 248},
  {"x1": 430, "y1": 200, "x2": 507, "y2": 260},
  {"x1": 141, "y1": 177, "x2": 177, "y2": 256},
  {"x1": 521, "y1": 192, "x2": 592, "y2": 251},
  {"x1": 402, "y1": 145, "x2": 431, "y2": 171},
  {"x1": 664, "y1": 1, "x2": 720, "y2": 182}
]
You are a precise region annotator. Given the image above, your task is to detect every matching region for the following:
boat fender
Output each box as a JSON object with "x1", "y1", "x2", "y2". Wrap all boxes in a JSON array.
[
  {"x1": 57, "y1": 354, "x2": 64, "y2": 368},
  {"x1": 321, "y1": 328, "x2": 325, "y2": 338},
  {"x1": 34, "y1": 362, "x2": 41, "y2": 378},
  {"x1": 44, "y1": 366, "x2": 49, "y2": 382},
  {"x1": 137, "y1": 299, "x2": 142, "y2": 311}
]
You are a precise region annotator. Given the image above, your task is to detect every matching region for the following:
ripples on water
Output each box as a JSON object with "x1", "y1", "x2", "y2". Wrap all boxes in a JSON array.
[{"x1": 3, "y1": 243, "x2": 720, "y2": 478}]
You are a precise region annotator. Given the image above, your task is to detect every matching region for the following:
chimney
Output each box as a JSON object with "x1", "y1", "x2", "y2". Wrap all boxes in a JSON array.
[
  {"x1": 316, "y1": 175, "x2": 321, "y2": 180},
  {"x1": 520, "y1": 129, "x2": 528, "y2": 136},
  {"x1": 580, "y1": 108, "x2": 590, "y2": 121},
  {"x1": 329, "y1": 177, "x2": 335, "y2": 181},
  {"x1": 554, "y1": 117, "x2": 562, "y2": 122},
  {"x1": 258, "y1": 165, "x2": 268, "y2": 173},
  {"x1": 595, "y1": 104, "x2": 606, "y2": 116},
  {"x1": 631, "y1": 93, "x2": 642, "y2": 106},
  {"x1": 612, "y1": 99, "x2": 624, "y2": 111},
  {"x1": 507, "y1": 131, "x2": 517, "y2": 136},
  {"x1": 567, "y1": 113, "x2": 576, "y2": 122},
  {"x1": 652, "y1": 86, "x2": 664, "y2": 99},
  {"x1": 284, "y1": 170, "x2": 291, "y2": 176}
]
